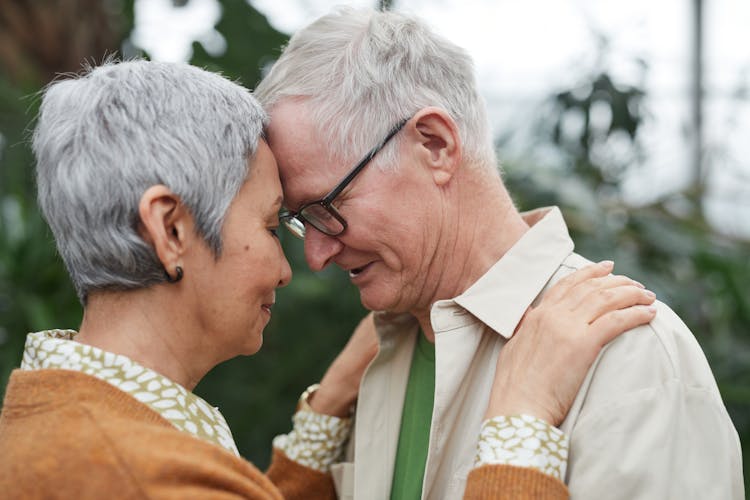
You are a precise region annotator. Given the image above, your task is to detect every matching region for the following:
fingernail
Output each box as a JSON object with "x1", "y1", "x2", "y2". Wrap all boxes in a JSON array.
[
  {"x1": 646, "y1": 305, "x2": 657, "y2": 313},
  {"x1": 633, "y1": 280, "x2": 645, "y2": 288},
  {"x1": 599, "y1": 260, "x2": 614, "y2": 269},
  {"x1": 645, "y1": 290, "x2": 656, "y2": 298}
]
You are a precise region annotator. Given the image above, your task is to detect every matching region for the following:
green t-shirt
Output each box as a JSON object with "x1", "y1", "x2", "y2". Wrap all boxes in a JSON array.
[{"x1": 390, "y1": 332, "x2": 436, "y2": 500}]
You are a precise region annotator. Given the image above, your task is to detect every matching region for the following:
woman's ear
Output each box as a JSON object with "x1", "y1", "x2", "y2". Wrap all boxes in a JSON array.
[
  {"x1": 138, "y1": 185, "x2": 190, "y2": 275},
  {"x1": 409, "y1": 107, "x2": 462, "y2": 186}
]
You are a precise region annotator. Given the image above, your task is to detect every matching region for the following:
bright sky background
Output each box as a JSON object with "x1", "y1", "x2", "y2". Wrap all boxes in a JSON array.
[{"x1": 132, "y1": 0, "x2": 750, "y2": 237}]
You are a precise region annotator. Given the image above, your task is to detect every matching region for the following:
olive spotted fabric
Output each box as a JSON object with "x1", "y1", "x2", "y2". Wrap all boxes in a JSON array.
[
  {"x1": 21, "y1": 330, "x2": 239, "y2": 454},
  {"x1": 475, "y1": 414, "x2": 568, "y2": 481},
  {"x1": 272, "y1": 410, "x2": 351, "y2": 472}
]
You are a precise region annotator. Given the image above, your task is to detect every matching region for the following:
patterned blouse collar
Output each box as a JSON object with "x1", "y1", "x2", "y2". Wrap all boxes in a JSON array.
[{"x1": 21, "y1": 330, "x2": 239, "y2": 456}]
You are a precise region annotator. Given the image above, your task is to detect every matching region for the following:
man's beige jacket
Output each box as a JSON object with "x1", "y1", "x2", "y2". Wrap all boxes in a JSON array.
[{"x1": 330, "y1": 207, "x2": 743, "y2": 500}]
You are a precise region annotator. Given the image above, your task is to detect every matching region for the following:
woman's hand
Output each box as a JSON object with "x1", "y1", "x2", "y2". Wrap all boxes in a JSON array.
[
  {"x1": 308, "y1": 313, "x2": 379, "y2": 418},
  {"x1": 485, "y1": 261, "x2": 657, "y2": 426}
]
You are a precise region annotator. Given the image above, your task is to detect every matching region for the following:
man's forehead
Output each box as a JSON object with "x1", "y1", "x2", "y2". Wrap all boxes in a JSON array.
[
  {"x1": 266, "y1": 103, "x2": 326, "y2": 164},
  {"x1": 266, "y1": 105, "x2": 353, "y2": 204},
  {"x1": 270, "y1": 142, "x2": 340, "y2": 209},
  {"x1": 265, "y1": 98, "x2": 323, "y2": 141}
]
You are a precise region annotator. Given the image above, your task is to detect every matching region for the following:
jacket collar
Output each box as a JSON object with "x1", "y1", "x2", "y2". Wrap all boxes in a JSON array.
[{"x1": 451, "y1": 206, "x2": 574, "y2": 338}]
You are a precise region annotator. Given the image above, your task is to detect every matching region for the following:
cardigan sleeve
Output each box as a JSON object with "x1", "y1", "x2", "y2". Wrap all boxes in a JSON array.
[
  {"x1": 463, "y1": 464, "x2": 569, "y2": 499},
  {"x1": 97, "y1": 415, "x2": 286, "y2": 499},
  {"x1": 266, "y1": 448, "x2": 337, "y2": 500},
  {"x1": 99, "y1": 404, "x2": 338, "y2": 499}
]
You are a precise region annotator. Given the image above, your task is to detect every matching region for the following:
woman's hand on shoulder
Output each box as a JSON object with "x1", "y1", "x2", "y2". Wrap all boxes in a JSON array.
[{"x1": 485, "y1": 261, "x2": 657, "y2": 426}]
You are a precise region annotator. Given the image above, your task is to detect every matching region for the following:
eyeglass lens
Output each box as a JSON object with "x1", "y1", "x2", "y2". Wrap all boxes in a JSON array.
[{"x1": 301, "y1": 204, "x2": 345, "y2": 235}]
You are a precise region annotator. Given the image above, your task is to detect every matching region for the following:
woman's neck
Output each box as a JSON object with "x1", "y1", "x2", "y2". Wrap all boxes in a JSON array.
[{"x1": 76, "y1": 288, "x2": 210, "y2": 390}]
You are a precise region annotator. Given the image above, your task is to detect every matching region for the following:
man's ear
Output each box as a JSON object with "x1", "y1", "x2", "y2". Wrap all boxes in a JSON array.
[
  {"x1": 138, "y1": 185, "x2": 190, "y2": 275},
  {"x1": 408, "y1": 107, "x2": 462, "y2": 186}
]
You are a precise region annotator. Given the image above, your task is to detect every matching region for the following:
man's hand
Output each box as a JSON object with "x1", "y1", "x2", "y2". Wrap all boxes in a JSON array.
[
  {"x1": 308, "y1": 313, "x2": 379, "y2": 418},
  {"x1": 484, "y1": 261, "x2": 657, "y2": 426}
]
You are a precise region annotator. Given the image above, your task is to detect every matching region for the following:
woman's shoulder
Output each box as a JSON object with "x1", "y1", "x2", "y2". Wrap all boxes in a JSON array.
[{"x1": 0, "y1": 368, "x2": 282, "y2": 499}]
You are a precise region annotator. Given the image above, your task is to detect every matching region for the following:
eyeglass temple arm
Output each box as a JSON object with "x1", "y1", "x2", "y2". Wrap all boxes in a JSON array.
[{"x1": 322, "y1": 118, "x2": 409, "y2": 203}]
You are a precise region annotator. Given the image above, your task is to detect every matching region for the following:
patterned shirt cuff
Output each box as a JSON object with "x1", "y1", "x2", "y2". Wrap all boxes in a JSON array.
[
  {"x1": 474, "y1": 414, "x2": 569, "y2": 482},
  {"x1": 272, "y1": 409, "x2": 352, "y2": 472}
]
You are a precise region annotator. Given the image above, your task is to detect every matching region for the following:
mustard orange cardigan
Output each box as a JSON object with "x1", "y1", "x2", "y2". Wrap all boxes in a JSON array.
[{"x1": 0, "y1": 369, "x2": 567, "y2": 499}]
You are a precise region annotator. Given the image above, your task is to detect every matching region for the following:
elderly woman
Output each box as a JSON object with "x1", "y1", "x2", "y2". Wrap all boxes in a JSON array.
[{"x1": 0, "y1": 60, "x2": 655, "y2": 499}]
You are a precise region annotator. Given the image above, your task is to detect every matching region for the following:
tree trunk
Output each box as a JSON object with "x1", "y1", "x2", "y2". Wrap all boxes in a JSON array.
[{"x1": 0, "y1": 0, "x2": 122, "y2": 85}]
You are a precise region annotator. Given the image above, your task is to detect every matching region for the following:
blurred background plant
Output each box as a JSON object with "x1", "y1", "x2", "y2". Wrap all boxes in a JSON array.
[{"x1": 0, "y1": 0, "x2": 747, "y2": 489}]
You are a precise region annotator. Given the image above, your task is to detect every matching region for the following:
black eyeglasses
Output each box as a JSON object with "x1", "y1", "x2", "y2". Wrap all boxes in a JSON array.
[{"x1": 280, "y1": 117, "x2": 409, "y2": 239}]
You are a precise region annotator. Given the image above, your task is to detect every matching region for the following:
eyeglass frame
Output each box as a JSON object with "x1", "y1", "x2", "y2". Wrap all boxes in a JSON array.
[{"x1": 280, "y1": 117, "x2": 410, "y2": 239}]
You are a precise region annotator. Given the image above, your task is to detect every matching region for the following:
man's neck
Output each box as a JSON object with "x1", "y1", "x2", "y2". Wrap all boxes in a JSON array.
[{"x1": 412, "y1": 174, "x2": 528, "y2": 342}]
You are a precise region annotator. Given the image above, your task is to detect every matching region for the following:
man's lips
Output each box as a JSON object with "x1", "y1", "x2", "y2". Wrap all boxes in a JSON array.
[
  {"x1": 347, "y1": 262, "x2": 373, "y2": 279},
  {"x1": 261, "y1": 303, "x2": 274, "y2": 314}
]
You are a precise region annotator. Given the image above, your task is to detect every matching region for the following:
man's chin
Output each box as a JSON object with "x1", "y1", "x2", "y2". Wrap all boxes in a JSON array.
[
  {"x1": 357, "y1": 287, "x2": 412, "y2": 314},
  {"x1": 357, "y1": 288, "x2": 393, "y2": 312}
]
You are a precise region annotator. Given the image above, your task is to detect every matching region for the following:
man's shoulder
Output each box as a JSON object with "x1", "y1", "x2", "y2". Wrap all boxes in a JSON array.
[
  {"x1": 554, "y1": 259, "x2": 743, "y2": 500},
  {"x1": 553, "y1": 254, "x2": 723, "y2": 411}
]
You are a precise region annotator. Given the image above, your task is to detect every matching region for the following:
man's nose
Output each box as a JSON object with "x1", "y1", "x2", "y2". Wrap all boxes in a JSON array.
[{"x1": 303, "y1": 227, "x2": 344, "y2": 272}]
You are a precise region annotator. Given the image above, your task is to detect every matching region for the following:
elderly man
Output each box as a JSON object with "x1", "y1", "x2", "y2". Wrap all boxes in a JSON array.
[{"x1": 256, "y1": 7, "x2": 743, "y2": 500}]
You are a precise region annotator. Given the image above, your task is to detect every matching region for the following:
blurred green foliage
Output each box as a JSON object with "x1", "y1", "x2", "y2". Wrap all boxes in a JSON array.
[
  {"x1": 0, "y1": 0, "x2": 747, "y2": 488},
  {"x1": 503, "y1": 64, "x2": 750, "y2": 484}
]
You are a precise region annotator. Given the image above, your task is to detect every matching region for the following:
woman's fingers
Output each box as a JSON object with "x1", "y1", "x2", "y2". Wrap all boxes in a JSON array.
[
  {"x1": 484, "y1": 265, "x2": 659, "y2": 427},
  {"x1": 563, "y1": 274, "x2": 644, "y2": 311},
  {"x1": 590, "y1": 304, "x2": 658, "y2": 345},
  {"x1": 542, "y1": 261, "x2": 615, "y2": 303},
  {"x1": 576, "y1": 284, "x2": 656, "y2": 325}
]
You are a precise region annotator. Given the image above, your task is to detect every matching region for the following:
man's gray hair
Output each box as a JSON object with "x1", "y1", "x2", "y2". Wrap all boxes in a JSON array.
[
  {"x1": 32, "y1": 60, "x2": 267, "y2": 303},
  {"x1": 255, "y1": 7, "x2": 496, "y2": 170}
]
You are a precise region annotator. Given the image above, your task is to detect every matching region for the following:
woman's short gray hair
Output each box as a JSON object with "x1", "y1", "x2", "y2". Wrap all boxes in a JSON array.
[
  {"x1": 255, "y1": 7, "x2": 496, "y2": 170},
  {"x1": 32, "y1": 60, "x2": 267, "y2": 303}
]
